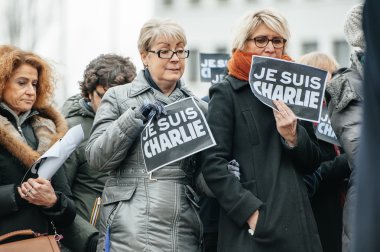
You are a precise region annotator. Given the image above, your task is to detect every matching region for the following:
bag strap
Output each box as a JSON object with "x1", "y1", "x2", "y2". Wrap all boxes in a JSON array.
[{"x1": 0, "y1": 229, "x2": 36, "y2": 243}]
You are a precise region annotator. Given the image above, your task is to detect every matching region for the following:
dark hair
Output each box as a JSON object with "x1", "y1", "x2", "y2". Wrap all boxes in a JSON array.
[{"x1": 79, "y1": 54, "x2": 137, "y2": 100}]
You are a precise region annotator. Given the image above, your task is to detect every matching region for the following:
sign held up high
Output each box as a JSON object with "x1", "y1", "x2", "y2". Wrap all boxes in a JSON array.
[{"x1": 249, "y1": 56, "x2": 328, "y2": 122}]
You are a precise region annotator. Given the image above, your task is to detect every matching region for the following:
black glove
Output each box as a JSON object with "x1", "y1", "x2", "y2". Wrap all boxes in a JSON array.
[
  {"x1": 139, "y1": 100, "x2": 167, "y2": 120},
  {"x1": 227, "y1": 159, "x2": 240, "y2": 180}
]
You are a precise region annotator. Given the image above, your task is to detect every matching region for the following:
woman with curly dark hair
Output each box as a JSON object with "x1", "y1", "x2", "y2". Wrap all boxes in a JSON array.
[{"x1": 61, "y1": 53, "x2": 136, "y2": 252}]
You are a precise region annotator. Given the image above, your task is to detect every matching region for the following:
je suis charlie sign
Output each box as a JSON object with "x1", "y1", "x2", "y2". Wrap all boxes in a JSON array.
[
  {"x1": 249, "y1": 56, "x2": 328, "y2": 123},
  {"x1": 200, "y1": 53, "x2": 229, "y2": 85},
  {"x1": 315, "y1": 106, "x2": 340, "y2": 146},
  {"x1": 141, "y1": 97, "x2": 216, "y2": 173}
]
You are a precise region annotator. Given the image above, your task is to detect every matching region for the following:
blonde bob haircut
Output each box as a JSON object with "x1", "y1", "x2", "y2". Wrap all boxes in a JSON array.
[
  {"x1": 137, "y1": 18, "x2": 187, "y2": 54},
  {"x1": 0, "y1": 45, "x2": 54, "y2": 109},
  {"x1": 231, "y1": 9, "x2": 290, "y2": 53},
  {"x1": 299, "y1": 52, "x2": 339, "y2": 74}
]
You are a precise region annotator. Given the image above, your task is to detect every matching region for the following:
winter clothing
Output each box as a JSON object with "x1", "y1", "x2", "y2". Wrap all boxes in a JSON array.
[
  {"x1": 86, "y1": 70, "x2": 207, "y2": 252},
  {"x1": 139, "y1": 99, "x2": 167, "y2": 120},
  {"x1": 227, "y1": 50, "x2": 292, "y2": 81},
  {"x1": 354, "y1": 1, "x2": 380, "y2": 250},
  {"x1": 201, "y1": 74, "x2": 323, "y2": 252},
  {"x1": 344, "y1": 4, "x2": 365, "y2": 49},
  {"x1": 0, "y1": 102, "x2": 76, "y2": 238},
  {"x1": 60, "y1": 94, "x2": 107, "y2": 252},
  {"x1": 327, "y1": 49, "x2": 364, "y2": 252}
]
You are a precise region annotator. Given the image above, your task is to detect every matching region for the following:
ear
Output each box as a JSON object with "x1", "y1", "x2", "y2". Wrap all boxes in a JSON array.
[
  {"x1": 141, "y1": 52, "x2": 148, "y2": 67},
  {"x1": 88, "y1": 92, "x2": 93, "y2": 102}
]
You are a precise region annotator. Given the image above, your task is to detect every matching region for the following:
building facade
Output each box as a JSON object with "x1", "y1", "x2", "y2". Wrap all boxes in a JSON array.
[{"x1": 153, "y1": 0, "x2": 362, "y2": 97}]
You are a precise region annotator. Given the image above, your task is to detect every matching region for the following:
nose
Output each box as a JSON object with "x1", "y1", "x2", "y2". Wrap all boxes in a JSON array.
[
  {"x1": 264, "y1": 41, "x2": 275, "y2": 52},
  {"x1": 170, "y1": 52, "x2": 180, "y2": 61},
  {"x1": 25, "y1": 83, "x2": 36, "y2": 95}
]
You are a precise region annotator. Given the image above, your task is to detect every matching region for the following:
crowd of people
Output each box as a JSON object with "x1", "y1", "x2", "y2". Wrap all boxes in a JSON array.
[{"x1": 0, "y1": 2, "x2": 377, "y2": 252}]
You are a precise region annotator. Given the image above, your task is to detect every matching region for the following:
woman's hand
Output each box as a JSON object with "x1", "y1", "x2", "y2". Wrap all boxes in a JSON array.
[
  {"x1": 273, "y1": 100, "x2": 297, "y2": 147},
  {"x1": 247, "y1": 210, "x2": 260, "y2": 231},
  {"x1": 18, "y1": 178, "x2": 57, "y2": 208},
  {"x1": 139, "y1": 100, "x2": 167, "y2": 121}
]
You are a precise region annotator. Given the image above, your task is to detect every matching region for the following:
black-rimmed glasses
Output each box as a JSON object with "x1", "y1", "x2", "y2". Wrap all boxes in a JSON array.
[
  {"x1": 148, "y1": 49, "x2": 190, "y2": 59},
  {"x1": 247, "y1": 36, "x2": 287, "y2": 49}
]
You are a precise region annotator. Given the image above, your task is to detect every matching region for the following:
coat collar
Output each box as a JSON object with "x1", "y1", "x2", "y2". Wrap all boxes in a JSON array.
[
  {"x1": 0, "y1": 105, "x2": 68, "y2": 168},
  {"x1": 129, "y1": 70, "x2": 196, "y2": 103},
  {"x1": 226, "y1": 75, "x2": 249, "y2": 91}
]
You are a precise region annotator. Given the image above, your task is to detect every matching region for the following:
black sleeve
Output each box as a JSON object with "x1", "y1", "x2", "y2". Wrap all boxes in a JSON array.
[
  {"x1": 0, "y1": 184, "x2": 25, "y2": 217},
  {"x1": 41, "y1": 167, "x2": 76, "y2": 227},
  {"x1": 283, "y1": 121, "x2": 323, "y2": 174}
]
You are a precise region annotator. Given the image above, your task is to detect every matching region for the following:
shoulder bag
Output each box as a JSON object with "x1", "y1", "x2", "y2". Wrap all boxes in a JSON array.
[{"x1": 0, "y1": 229, "x2": 60, "y2": 252}]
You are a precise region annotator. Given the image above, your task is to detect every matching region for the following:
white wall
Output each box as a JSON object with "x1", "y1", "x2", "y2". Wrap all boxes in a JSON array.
[{"x1": 153, "y1": 0, "x2": 363, "y2": 98}]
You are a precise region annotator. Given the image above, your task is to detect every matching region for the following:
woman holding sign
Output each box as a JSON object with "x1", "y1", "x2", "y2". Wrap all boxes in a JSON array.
[
  {"x1": 0, "y1": 45, "x2": 76, "y2": 241},
  {"x1": 201, "y1": 9, "x2": 323, "y2": 252},
  {"x1": 86, "y1": 18, "x2": 207, "y2": 251}
]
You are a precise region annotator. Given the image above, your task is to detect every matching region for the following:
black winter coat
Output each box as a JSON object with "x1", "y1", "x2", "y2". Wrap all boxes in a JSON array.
[
  {"x1": 0, "y1": 104, "x2": 76, "y2": 239},
  {"x1": 201, "y1": 76, "x2": 323, "y2": 252}
]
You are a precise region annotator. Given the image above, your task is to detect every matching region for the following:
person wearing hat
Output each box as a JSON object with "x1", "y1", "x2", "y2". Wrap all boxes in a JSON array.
[{"x1": 326, "y1": 4, "x2": 365, "y2": 252}]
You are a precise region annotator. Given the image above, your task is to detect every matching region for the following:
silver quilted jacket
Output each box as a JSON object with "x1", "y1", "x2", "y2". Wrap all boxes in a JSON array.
[{"x1": 86, "y1": 71, "x2": 207, "y2": 252}]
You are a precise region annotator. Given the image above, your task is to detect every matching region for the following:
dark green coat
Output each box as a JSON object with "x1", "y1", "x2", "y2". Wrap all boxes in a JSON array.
[
  {"x1": 201, "y1": 76, "x2": 323, "y2": 252},
  {"x1": 61, "y1": 94, "x2": 108, "y2": 252}
]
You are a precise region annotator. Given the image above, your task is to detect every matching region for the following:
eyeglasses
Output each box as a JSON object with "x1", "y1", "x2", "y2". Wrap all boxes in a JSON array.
[
  {"x1": 247, "y1": 36, "x2": 287, "y2": 49},
  {"x1": 147, "y1": 49, "x2": 190, "y2": 59}
]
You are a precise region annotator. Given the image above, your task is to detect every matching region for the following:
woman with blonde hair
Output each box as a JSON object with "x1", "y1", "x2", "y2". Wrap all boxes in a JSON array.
[
  {"x1": 86, "y1": 18, "x2": 207, "y2": 251},
  {"x1": 299, "y1": 52, "x2": 339, "y2": 79},
  {"x1": 201, "y1": 9, "x2": 323, "y2": 252}
]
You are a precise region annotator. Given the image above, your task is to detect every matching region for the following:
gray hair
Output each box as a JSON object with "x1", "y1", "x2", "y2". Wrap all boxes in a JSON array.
[
  {"x1": 137, "y1": 18, "x2": 187, "y2": 53},
  {"x1": 231, "y1": 9, "x2": 290, "y2": 53}
]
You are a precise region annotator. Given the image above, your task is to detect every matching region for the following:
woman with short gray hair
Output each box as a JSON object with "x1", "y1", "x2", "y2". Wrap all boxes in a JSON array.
[{"x1": 86, "y1": 18, "x2": 206, "y2": 251}]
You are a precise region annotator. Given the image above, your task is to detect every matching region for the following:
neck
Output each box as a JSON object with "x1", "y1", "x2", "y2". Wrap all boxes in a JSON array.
[{"x1": 155, "y1": 81, "x2": 177, "y2": 96}]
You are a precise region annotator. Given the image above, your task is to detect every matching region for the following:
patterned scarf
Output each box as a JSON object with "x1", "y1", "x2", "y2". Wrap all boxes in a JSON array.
[{"x1": 228, "y1": 50, "x2": 293, "y2": 81}]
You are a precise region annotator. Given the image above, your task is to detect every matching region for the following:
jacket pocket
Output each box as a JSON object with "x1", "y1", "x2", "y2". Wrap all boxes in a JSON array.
[
  {"x1": 252, "y1": 206, "x2": 266, "y2": 238},
  {"x1": 242, "y1": 110, "x2": 260, "y2": 145},
  {"x1": 101, "y1": 184, "x2": 137, "y2": 228}
]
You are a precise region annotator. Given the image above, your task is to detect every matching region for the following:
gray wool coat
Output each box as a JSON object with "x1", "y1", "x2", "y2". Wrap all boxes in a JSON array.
[{"x1": 201, "y1": 75, "x2": 323, "y2": 252}]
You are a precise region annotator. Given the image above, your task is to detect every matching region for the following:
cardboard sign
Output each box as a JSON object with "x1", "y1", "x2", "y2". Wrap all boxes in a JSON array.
[
  {"x1": 315, "y1": 107, "x2": 341, "y2": 146},
  {"x1": 249, "y1": 56, "x2": 328, "y2": 122},
  {"x1": 141, "y1": 97, "x2": 216, "y2": 173},
  {"x1": 200, "y1": 53, "x2": 229, "y2": 84}
]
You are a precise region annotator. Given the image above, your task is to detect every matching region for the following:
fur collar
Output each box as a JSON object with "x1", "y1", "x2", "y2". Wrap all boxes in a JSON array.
[{"x1": 0, "y1": 106, "x2": 68, "y2": 168}]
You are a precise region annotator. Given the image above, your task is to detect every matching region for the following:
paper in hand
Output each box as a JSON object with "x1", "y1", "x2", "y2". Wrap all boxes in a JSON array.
[{"x1": 30, "y1": 124, "x2": 84, "y2": 179}]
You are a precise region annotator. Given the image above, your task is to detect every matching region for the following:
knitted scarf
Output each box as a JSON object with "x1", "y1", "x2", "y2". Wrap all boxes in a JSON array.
[{"x1": 228, "y1": 50, "x2": 293, "y2": 81}]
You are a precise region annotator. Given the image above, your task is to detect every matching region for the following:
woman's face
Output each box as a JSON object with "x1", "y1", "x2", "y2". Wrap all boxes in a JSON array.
[
  {"x1": 141, "y1": 36, "x2": 186, "y2": 88},
  {"x1": 2, "y1": 64, "x2": 38, "y2": 115},
  {"x1": 243, "y1": 23, "x2": 285, "y2": 59}
]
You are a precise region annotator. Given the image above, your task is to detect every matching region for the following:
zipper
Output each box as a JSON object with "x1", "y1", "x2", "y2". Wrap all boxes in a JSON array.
[{"x1": 17, "y1": 125, "x2": 25, "y2": 138}]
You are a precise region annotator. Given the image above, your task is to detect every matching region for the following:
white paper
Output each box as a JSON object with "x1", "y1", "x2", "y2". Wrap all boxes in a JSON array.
[{"x1": 30, "y1": 124, "x2": 84, "y2": 179}]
